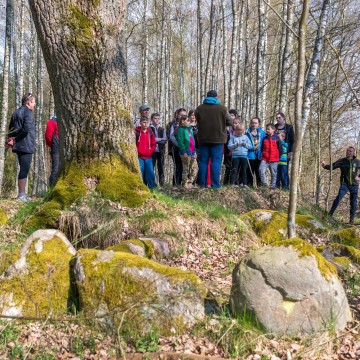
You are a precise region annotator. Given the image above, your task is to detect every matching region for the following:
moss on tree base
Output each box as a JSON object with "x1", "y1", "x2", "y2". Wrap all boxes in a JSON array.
[{"x1": 23, "y1": 155, "x2": 149, "y2": 233}]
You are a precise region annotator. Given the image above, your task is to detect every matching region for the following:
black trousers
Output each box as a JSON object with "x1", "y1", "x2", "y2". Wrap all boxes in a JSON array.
[
  {"x1": 49, "y1": 150, "x2": 60, "y2": 187},
  {"x1": 152, "y1": 151, "x2": 165, "y2": 186},
  {"x1": 223, "y1": 150, "x2": 232, "y2": 185},
  {"x1": 231, "y1": 158, "x2": 248, "y2": 185},
  {"x1": 247, "y1": 158, "x2": 261, "y2": 187},
  {"x1": 171, "y1": 148, "x2": 183, "y2": 186}
]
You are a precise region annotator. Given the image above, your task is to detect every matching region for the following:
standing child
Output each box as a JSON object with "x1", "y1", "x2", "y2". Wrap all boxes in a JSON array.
[
  {"x1": 259, "y1": 123, "x2": 282, "y2": 190},
  {"x1": 135, "y1": 116, "x2": 157, "y2": 189},
  {"x1": 227, "y1": 123, "x2": 253, "y2": 187},
  {"x1": 176, "y1": 115, "x2": 198, "y2": 189},
  {"x1": 276, "y1": 132, "x2": 289, "y2": 190}
]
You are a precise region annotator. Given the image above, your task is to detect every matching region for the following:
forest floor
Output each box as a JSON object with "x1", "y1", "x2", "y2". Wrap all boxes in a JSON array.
[{"x1": 0, "y1": 187, "x2": 359, "y2": 359}]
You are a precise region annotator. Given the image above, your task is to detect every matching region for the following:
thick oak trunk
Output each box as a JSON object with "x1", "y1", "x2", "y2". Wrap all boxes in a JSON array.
[{"x1": 28, "y1": 0, "x2": 146, "y2": 207}]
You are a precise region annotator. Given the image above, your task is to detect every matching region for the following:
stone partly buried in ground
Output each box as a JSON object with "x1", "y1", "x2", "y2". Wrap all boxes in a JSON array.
[
  {"x1": 73, "y1": 248, "x2": 206, "y2": 336},
  {"x1": 240, "y1": 209, "x2": 324, "y2": 244},
  {"x1": 0, "y1": 229, "x2": 76, "y2": 317},
  {"x1": 230, "y1": 239, "x2": 352, "y2": 336},
  {"x1": 105, "y1": 237, "x2": 170, "y2": 260}
]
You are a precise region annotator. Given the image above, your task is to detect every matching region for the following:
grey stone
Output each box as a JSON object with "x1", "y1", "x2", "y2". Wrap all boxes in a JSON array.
[
  {"x1": 230, "y1": 245, "x2": 352, "y2": 336},
  {"x1": 139, "y1": 237, "x2": 170, "y2": 258}
]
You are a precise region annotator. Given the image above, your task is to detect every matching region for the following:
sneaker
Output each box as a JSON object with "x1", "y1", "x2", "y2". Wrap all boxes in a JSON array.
[{"x1": 17, "y1": 194, "x2": 30, "y2": 203}]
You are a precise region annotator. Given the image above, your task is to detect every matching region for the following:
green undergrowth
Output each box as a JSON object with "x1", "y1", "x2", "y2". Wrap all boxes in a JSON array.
[{"x1": 192, "y1": 306, "x2": 264, "y2": 358}]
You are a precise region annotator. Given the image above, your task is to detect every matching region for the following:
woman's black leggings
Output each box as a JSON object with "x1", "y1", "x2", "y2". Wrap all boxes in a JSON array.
[{"x1": 16, "y1": 152, "x2": 33, "y2": 179}]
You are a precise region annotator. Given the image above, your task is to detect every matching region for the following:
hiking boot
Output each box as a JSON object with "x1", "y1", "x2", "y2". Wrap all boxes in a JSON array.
[{"x1": 17, "y1": 194, "x2": 30, "y2": 203}]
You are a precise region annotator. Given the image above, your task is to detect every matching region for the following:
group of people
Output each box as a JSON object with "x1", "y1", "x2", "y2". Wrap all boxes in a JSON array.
[
  {"x1": 5, "y1": 91, "x2": 359, "y2": 226},
  {"x1": 134, "y1": 90, "x2": 294, "y2": 193}
]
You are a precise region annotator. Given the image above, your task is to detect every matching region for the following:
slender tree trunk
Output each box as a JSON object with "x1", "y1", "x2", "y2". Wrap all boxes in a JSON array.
[
  {"x1": 241, "y1": 0, "x2": 249, "y2": 121},
  {"x1": 221, "y1": 0, "x2": 228, "y2": 108},
  {"x1": 301, "y1": 0, "x2": 330, "y2": 137},
  {"x1": 0, "y1": 0, "x2": 14, "y2": 194},
  {"x1": 288, "y1": 0, "x2": 310, "y2": 238},
  {"x1": 197, "y1": 0, "x2": 205, "y2": 99},
  {"x1": 32, "y1": 43, "x2": 47, "y2": 196},
  {"x1": 256, "y1": 0, "x2": 268, "y2": 119},
  {"x1": 142, "y1": 0, "x2": 148, "y2": 104},
  {"x1": 14, "y1": 0, "x2": 25, "y2": 108},
  {"x1": 205, "y1": 0, "x2": 216, "y2": 93},
  {"x1": 279, "y1": 0, "x2": 294, "y2": 113},
  {"x1": 229, "y1": 0, "x2": 239, "y2": 107},
  {"x1": 236, "y1": 0, "x2": 245, "y2": 110}
]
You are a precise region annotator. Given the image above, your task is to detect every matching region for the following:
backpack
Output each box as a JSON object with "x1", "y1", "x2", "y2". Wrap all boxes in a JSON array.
[{"x1": 135, "y1": 127, "x2": 154, "y2": 143}]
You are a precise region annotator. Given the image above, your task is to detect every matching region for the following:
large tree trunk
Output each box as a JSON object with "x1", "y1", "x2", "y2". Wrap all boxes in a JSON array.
[
  {"x1": 28, "y1": 0, "x2": 147, "y2": 207},
  {"x1": 0, "y1": 0, "x2": 13, "y2": 194},
  {"x1": 287, "y1": 0, "x2": 310, "y2": 238}
]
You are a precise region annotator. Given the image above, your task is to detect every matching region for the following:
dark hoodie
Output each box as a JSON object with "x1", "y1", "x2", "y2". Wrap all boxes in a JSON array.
[{"x1": 135, "y1": 126, "x2": 157, "y2": 159}]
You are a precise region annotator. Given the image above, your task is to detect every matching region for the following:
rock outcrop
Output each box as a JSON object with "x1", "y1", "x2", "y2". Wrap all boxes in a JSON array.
[
  {"x1": 73, "y1": 248, "x2": 206, "y2": 335},
  {"x1": 230, "y1": 239, "x2": 351, "y2": 335},
  {"x1": 0, "y1": 229, "x2": 76, "y2": 317}
]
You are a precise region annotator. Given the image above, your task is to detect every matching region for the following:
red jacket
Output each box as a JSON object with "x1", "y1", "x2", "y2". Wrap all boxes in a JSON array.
[
  {"x1": 135, "y1": 126, "x2": 157, "y2": 159},
  {"x1": 261, "y1": 135, "x2": 281, "y2": 162},
  {"x1": 45, "y1": 118, "x2": 59, "y2": 147}
]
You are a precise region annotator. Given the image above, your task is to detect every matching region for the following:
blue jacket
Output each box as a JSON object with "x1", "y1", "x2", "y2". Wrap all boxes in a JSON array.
[
  {"x1": 228, "y1": 134, "x2": 253, "y2": 157},
  {"x1": 246, "y1": 128, "x2": 266, "y2": 160}
]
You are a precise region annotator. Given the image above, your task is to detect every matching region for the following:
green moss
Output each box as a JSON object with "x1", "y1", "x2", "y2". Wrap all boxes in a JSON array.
[
  {"x1": 333, "y1": 256, "x2": 352, "y2": 269},
  {"x1": 76, "y1": 249, "x2": 206, "y2": 336},
  {"x1": 0, "y1": 237, "x2": 74, "y2": 317},
  {"x1": 0, "y1": 251, "x2": 18, "y2": 274},
  {"x1": 273, "y1": 238, "x2": 337, "y2": 280},
  {"x1": 241, "y1": 210, "x2": 324, "y2": 244},
  {"x1": 106, "y1": 239, "x2": 154, "y2": 258},
  {"x1": 22, "y1": 201, "x2": 62, "y2": 234},
  {"x1": 332, "y1": 227, "x2": 360, "y2": 249},
  {"x1": 330, "y1": 243, "x2": 360, "y2": 264},
  {"x1": 0, "y1": 209, "x2": 7, "y2": 225}
]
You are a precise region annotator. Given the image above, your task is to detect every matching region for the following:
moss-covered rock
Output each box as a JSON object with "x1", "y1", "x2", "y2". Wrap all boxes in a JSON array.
[
  {"x1": 328, "y1": 243, "x2": 360, "y2": 264},
  {"x1": 274, "y1": 238, "x2": 337, "y2": 280},
  {"x1": 333, "y1": 256, "x2": 352, "y2": 269},
  {"x1": 0, "y1": 209, "x2": 7, "y2": 225},
  {"x1": 106, "y1": 238, "x2": 155, "y2": 258},
  {"x1": 231, "y1": 241, "x2": 351, "y2": 336},
  {"x1": 240, "y1": 210, "x2": 324, "y2": 244},
  {"x1": 73, "y1": 249, "x2": 206, "y2": 336},
  {"x1": 331, "y1": 227, "x2": 360, "y2": 249},
  {"x1": 0, "y1": 229, "x2": 76, "y2": 317}
]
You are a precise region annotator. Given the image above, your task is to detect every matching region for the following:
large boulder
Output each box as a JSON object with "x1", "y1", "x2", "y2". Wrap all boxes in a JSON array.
[
  {"x1": 230, "y1": 239, "x2": 351, "y2": 336},
  {"x1": 73, "y1": 249, "x2": 206, "y2": 335},
  {"x1": 240, "y1": 210, "x2": 324, "y2": 243},
  {"x1": 0, "y1": 229, "x2": 76, "y2": 317}
]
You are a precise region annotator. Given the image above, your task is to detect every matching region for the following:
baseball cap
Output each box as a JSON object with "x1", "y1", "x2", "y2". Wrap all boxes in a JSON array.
[{"x1": 139, "y1": 104, "x2": 150, "y2": 111}]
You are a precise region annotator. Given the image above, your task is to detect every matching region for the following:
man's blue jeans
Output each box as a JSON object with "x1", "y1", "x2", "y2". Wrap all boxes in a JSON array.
[
  {"x1": 198, "y1": 143, "x2": 223, "y2": 188},
  {"x1": 329, "y1": 183, "x2": 358, "y2": 222},
  {"x1": 138, "y1": 158, "x2": 156, "y2": 189}
]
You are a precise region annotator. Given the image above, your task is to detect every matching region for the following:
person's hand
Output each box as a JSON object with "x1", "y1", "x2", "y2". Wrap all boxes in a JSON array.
[
  {"x1": 6, "y1": 137, "x2": 15, "y2": 148},
  {"x1": 320, "y1": 160, "x2": 325, "y2": 168},
  {"x1": 181, "y1": 153, "x2": 188, "y2": 159},
  {"x1": 241, "y1": 142, "x2": 246, "y2": 147}
]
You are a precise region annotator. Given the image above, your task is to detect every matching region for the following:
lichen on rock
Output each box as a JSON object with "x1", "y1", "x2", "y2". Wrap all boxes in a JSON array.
[
  {"x1": 73, "y1": 249, "x2": 206, "y2": 336},
  {"x1": 332, "y1": 227, "x2": 360, "y2": 249},
  {"x1": 240, "y1": 209, "x2": 325, "y2": 244},
  {"x1": 0, "y1": 229, "x2": 76, "y2": 318}
]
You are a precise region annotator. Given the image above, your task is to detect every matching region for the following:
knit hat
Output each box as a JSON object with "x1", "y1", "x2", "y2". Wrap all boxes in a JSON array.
[{"x1": 206, "y1": 90, "x2": 217, "y2": 98}]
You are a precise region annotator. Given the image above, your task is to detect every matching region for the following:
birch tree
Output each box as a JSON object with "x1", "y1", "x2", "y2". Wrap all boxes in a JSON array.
[
  {"x1": 301, "y1": 0, "x2": 331, "y2": 137},
  {"x1": 288, "y1": 0, "x2": 310, "y2": 238},
  {"x1": 229, "y1": 0, "x2": 239, "y2": 107},
  {"x1": 0, "y1": 0, "x2": 14, "y2": 194}
]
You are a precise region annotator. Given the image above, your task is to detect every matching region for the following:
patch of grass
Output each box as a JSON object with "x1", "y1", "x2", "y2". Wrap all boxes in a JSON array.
[
  {"x1": 134, "y1": 329, "x2": 160, "y2": 353},
  {"x1": 10, "y1": 200, "x2": 41, "y2": 226},
  {"x1": 193, "y1": 306, "x2": 263, "y2": 358}
]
